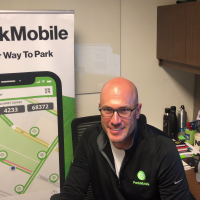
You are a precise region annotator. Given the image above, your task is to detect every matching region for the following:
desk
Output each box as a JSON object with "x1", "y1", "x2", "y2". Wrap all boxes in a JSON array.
[{"x1": 185, "y1": 169, "x2": 200, "y2": 200}]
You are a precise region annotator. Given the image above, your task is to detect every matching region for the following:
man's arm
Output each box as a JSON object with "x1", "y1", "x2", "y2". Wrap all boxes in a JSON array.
[
  {"x1": 60, "y1": 132, "x2": 90, "y2": 200},
  {"x1": 157, "y1": 139, "x2": 192, "y2": 200}
]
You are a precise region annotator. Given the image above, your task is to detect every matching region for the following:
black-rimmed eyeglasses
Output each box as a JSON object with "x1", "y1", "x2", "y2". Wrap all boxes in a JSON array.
[{"x1": 99, "y1": 104, "x2": 138, "y2": 118}]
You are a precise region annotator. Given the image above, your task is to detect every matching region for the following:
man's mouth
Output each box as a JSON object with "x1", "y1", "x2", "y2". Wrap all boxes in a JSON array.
[{"x1": 110, "y1": 127, "x2": 124, "y2": 131}]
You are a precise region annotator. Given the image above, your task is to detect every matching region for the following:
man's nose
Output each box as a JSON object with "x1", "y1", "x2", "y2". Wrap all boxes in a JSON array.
[{"x1": 111, "y1": 110, "x2": 121, "y2": 125}]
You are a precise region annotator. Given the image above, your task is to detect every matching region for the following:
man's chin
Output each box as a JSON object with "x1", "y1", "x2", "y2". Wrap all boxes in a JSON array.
[
  {"x1": 103, "y1": 128, "x2": 126, "y2": 142},
  {"x1": 108, "y1": 134, "x2": 125, "y2": 144},
  {"x1": 110, "y1": 139, "x2": 123, "y2": 144}
]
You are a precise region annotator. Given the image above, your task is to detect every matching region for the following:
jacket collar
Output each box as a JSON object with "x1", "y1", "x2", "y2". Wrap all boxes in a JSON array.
[
  {"x1": 97, "y1": 129, "x2": 115, "y2": 173},
  {"x1": 97, "y1": 129, "x2": 108, "y2": 151},
  {"x1": 97, "y1": 120, "x2": 142, "y2": 173}
]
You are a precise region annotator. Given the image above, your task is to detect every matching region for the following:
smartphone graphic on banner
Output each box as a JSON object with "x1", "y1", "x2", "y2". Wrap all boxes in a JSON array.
[{"x1": 0, "y1": 72, "x2": 64, "y2": 200}]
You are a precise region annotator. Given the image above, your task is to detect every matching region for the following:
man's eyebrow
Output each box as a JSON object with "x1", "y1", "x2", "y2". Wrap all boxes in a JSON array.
[
  {"x1": 101, "y1": 106, "x2": 112, "y2": 109},
  {"x1": 118, "y1": 107, "x2": 132, "y2": 109},
  {"x1": 102, "y1": 106, "x2": 130, "y2": 109}
]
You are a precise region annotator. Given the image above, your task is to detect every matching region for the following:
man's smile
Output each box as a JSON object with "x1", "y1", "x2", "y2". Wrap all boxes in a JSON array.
[
  {"x1": 110, "y1": 127, "x2": 124, "y2": 131},
  {"x1": 108, "y1": 127, "x2": 125, "y2": 134}
]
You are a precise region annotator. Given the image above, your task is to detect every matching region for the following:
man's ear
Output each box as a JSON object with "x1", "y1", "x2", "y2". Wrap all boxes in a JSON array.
[{"x1": 136, "y1": 103, "x2": 142, "y2": 119}]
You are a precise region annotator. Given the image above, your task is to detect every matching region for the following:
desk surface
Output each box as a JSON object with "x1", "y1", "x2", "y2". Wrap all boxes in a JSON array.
[{"x1": 185, "y1": 169, "x2": 200, "y2": 200}]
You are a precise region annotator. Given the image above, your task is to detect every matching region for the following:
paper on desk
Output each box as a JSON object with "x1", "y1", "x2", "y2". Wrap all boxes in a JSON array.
[
  {"x1": 182, "y1": 160, "x2": 192, "y2": 171},
  {"x1": 179, "y1": 142, "x2": 199, "y2": 156}
]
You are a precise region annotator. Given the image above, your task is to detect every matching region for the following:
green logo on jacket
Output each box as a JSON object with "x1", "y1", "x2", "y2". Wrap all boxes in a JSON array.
[
  {"x1": 133, "y1": 171, "x2": 150, "y2": 186},
  {"x1": 137, "y1": 171, "x2": 146, "y2": 180}
]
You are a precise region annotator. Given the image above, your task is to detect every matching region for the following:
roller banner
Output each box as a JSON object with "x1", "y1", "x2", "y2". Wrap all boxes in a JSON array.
[{"x1": 0, "y1": 11, "x2": 75, "y2": 200}]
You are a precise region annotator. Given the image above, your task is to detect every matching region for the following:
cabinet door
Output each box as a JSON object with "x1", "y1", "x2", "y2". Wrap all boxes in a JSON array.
[
  {"x1": 186, "y1": 2, "x2": 200, "y2": 67},
  {"x1": 157, "y1": 4, "x2": 186, "y2": 63}
]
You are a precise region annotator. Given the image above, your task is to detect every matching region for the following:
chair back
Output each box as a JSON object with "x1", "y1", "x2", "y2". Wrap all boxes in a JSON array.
[
  {"x1": 71, "y1": 115, "x2": 101, "y2": 200},
  {"x1": 71, "y1": 115, "x2": 101, "y2": 153}
]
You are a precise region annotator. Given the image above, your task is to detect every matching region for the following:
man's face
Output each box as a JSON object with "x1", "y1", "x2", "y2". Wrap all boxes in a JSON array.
[{"x1": 100, "y1": 87, "x2": 141, "y2": 149}]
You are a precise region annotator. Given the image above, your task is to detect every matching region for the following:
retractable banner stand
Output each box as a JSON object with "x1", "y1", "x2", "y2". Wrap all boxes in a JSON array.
[{"x1": 0, "y1": 11, "x2": 75, "y2": 200}]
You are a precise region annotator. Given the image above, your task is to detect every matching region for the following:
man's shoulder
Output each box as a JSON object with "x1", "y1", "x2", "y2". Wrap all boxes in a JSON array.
[
  {"x1": 138, "y1": 121, "x2": 172, "y2": 144},
  {"x1": 140, "y1": 122, "x2": 177, "y2": 153},
  {"x1": 139, "y1": 121, "x2": 169, "y2": 138}
]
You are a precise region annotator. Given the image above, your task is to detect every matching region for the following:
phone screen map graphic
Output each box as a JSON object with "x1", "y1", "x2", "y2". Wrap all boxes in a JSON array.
[{"x1": 0, "y1": 96, "x2": 60, "y2": 199}]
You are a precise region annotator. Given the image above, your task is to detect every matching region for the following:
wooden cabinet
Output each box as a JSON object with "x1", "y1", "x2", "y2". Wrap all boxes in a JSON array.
[
  {"x1": 157, "y1": 3, "x2": 186, "y2": 63},
  {"x1": 186, "y1": 2, "x2": 200, "y2": 66},
  {"x1": 157, "y1": 1, "x2": 200, "y2": 75}
]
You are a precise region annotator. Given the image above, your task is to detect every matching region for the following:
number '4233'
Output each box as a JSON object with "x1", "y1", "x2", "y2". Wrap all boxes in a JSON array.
[{"x1": 4, "y1": 107, "x2": 18, "y2": 113}]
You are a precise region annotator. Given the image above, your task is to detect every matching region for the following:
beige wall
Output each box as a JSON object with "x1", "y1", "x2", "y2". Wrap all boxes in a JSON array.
[{"x1": 0, "y1": 0, "x2": 195, "y2": 130}]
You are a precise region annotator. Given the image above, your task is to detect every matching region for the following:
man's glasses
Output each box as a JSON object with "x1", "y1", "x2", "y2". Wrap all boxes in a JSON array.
[{"x1": 99, "y1": 104, "x2": 138, "y2": 118}]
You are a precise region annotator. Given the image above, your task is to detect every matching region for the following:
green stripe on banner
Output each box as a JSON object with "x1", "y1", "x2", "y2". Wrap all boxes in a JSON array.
[
  {"x1": 16, "y1": 167, "x2": 32, "y2": 175},
  {"x1": 0, "y1": 160, "x2": 31, "y2": 175},
  {"x1": 0, "y1": 115, "x2": 13, "y2": 127},
  {"x1": 46, "y1": 110, "x2": 57, "y2": 116},
  {"x1": 21, "y1": 136, "x2": 58, "y2": 194},
  {"x1": 25, "y1": 99, "x2": 34, "y2": 104},
  {"x1": 62, "y1": 96, "x2": 75, "y2": 176}
]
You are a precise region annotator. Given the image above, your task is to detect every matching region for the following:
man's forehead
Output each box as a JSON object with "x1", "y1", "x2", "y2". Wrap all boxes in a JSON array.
[
  {"x1": 100, "y1": 93, "x2": 136, "y2": 107},
  {"x1": 100, "y1": 78, "x2": 138, "y2": 104},
  {"x1": 101, "y1": 85, "x2": 135, "y2": 100}
]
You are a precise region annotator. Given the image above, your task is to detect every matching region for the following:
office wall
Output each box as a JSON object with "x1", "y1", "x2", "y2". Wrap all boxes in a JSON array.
[{"x1": 0, "y1": 0, "x2": 195, "y2": 130}]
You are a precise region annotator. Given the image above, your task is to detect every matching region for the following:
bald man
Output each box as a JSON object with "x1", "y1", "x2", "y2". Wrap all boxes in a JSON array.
[{"x1": 61, "y1": 77, "x2": 191, "y2": 200}]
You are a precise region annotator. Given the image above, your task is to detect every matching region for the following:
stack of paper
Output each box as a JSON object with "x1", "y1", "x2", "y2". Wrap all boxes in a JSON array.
[
  {"x1": 174, "y1": 140, "x2": 190, "y2": 153},
  {"x1": 179, "y1": 142, "x2": 199, "y2": 156}
]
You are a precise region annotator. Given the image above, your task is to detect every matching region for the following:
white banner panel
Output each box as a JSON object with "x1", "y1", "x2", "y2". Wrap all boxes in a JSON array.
[
  {"x1": 0, "y1": 10, "x2": 74, "y2": 98},
  {"x1": 0, "y1": 11, "x2": 75, "y2": 200}
]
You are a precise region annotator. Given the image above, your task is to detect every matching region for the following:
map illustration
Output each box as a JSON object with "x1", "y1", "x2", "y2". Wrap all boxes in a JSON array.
[{"x1": 0, "y1": 97, "x2": 60, "y2": 200}]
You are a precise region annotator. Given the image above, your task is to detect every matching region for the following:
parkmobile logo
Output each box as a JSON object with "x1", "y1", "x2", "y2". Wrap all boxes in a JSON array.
[{"x1": 0, "y1": 26, "x2": 68, "y2": 41}]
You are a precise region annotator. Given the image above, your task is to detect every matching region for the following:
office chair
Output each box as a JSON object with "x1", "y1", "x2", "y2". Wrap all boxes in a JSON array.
[
  {"x1": 71, "y1": 115, "x2": 101, "y2": 200},
  {"x1": 50, "y1": 115, "x2": 101, "y2": 200},
  {"x1": 50, "y1": 114, "x2": 146, "y2": 200},
  {"x1": 50, "y1": 193, "x2": 60, "y2": 200}
]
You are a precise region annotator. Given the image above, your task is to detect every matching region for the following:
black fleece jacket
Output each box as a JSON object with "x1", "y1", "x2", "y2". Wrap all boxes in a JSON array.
[{"x1": 61, "y1": 120, "x2": 191, "y2": 200}]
